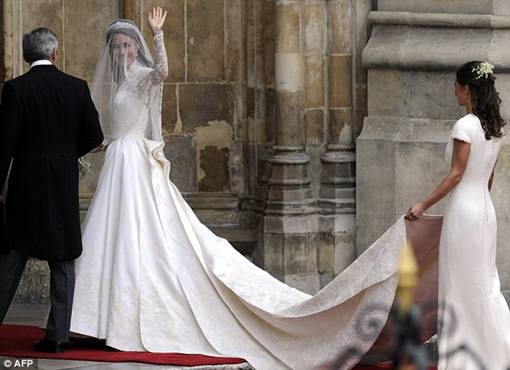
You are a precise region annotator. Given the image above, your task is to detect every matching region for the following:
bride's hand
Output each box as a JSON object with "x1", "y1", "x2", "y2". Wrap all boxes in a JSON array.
[
  {"x1": 405, "y1": 202, "x2": 427, "y2": 222},
  {"x1": 91, "y1": 143, "x2": 108, "y2": 153},
  {"x1": 148, "y1": 6, "x2": 167, "y2": 35}
]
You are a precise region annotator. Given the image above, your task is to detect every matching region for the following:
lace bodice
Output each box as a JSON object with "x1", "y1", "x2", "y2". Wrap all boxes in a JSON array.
[{"x1": 109, "y1": 32, "x2": 168, "y2": 141}]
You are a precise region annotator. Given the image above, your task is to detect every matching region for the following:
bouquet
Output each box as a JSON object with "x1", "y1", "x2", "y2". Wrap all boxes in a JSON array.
[{"x1": 78, "y1": 157, "x2": 92, "y2": 179}]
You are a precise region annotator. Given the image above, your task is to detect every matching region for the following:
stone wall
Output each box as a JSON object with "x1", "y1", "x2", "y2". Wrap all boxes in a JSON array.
[
  {"x1": 1, "y1": 0, "x2": 371, "y2": 302},
  {"x1": 358, "y1": 0, "x2": 510, "y2": 300}
]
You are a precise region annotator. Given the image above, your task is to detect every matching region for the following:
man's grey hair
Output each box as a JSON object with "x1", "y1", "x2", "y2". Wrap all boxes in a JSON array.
[{"x1": 22, "y1": 27, "x2": 58, "y2": 64}]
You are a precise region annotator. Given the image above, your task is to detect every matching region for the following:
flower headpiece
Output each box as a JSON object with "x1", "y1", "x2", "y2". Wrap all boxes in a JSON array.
[{"x1": 472, "y1": 62, "x2": 494, "y2": 80}]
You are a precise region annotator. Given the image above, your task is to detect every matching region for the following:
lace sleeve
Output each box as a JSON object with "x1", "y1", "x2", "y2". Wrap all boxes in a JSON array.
[{"x1": 151, "y1": 32, "x2": 168, "y2": 84}]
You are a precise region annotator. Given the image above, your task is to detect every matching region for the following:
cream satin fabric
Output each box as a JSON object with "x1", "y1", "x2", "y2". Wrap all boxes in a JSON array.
[
  {"x1": 70, "y1": 127, "x2": 443, "y2": 369},
  {"x1": 438, "y1": 114, "x2": 510, "y2": 370}
]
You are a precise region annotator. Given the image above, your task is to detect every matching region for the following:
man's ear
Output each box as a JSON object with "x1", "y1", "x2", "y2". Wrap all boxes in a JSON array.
[{"x1": 51, "y1": 48, "x2": 58, "y2": 63}]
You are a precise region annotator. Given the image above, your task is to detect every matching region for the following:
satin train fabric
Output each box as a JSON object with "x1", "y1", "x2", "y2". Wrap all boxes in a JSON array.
[{"x1": 71, "y1": 135, "x2": 440, "y2": 370}]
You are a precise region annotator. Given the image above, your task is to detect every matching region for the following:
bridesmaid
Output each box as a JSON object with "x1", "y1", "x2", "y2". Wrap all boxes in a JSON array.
[{"x1": 407, "y1": 61, "x2": 510, "y2": 369}]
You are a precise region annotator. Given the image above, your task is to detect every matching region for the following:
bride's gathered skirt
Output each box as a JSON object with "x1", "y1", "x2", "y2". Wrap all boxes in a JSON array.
[{"x1": 70, "y1": 135, "x2": 443, "y2": 370}]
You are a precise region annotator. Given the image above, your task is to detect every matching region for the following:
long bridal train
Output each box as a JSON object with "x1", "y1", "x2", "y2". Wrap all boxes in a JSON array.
[{"x1": 70, "y1": 136, "x2": 440, "y2": 370}]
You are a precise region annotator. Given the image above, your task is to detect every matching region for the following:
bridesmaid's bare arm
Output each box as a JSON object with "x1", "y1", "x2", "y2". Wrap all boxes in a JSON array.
[{"x1": 406, "y1": 139, "x2": 470, "y2": 221}]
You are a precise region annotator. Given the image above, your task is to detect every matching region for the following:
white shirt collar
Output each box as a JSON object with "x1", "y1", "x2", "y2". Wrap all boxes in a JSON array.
[{"x1": 30, "y1": 60, "x2": 53, "y2": 68}]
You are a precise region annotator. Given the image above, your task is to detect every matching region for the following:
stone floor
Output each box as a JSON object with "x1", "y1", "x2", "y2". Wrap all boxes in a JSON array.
[{"x1": 1, "y1": 304, "x2": 252, "y2": 370}]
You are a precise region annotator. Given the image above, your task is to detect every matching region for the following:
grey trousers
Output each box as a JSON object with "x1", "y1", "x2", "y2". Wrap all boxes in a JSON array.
[{"x1": 0, "y1": 249, "x2": 75, "y2": 342}]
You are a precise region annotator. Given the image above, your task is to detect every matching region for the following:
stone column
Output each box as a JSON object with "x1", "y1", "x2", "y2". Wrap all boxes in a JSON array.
[
  {"x1": 358, "y1": 0, "x2": 510, "y2": 301},
  {"x1": 267, "y1": 0, "x2": 313, "y2": 215},
  {"x1": 262, "y1": 0, "x2": 318, "y2": 293},
  {"x1": 122, "y1": 0, "x2": 136, "y2": 21},
  {"x1": 1, "y1": 0, "x2": 13, "y2": 81},
  {"x1": 317, "y1": 0, "x2": 356, "y2": 285},
  {"x1": 2, "y1": 0, "x2": 24, "y2": 79}
]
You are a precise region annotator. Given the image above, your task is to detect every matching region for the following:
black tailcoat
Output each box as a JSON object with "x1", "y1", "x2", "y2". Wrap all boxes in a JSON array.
[{"x1": 0, "y1": 65, "x2": 103, "y2": 261}]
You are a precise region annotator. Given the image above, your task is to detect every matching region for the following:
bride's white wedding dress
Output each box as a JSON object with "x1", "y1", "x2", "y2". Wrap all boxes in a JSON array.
[{"x1": 69, "y1": 30, "x2": 438, "y2": 370}]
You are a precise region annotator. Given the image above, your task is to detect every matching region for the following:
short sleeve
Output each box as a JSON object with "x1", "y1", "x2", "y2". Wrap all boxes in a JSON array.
[{"x1": 451, "y1": 116, "x2": 474, "y2": 144}]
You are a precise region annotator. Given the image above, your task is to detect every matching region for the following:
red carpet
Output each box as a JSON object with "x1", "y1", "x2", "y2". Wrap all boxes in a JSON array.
[
  {"x1": 356, "y1": 367, "x2": 436, "y2": 370},
  {"x1": 0, "y1": 324, "x2": 437, "y2": 369},
  {"x1": 0, "y1": 324, "x2": 245, "y2": 366}
]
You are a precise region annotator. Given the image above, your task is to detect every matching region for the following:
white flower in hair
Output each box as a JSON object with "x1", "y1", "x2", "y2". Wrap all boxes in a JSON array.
[{"x1": 472, "y1": 62, "x2": 494, "y2": 80}]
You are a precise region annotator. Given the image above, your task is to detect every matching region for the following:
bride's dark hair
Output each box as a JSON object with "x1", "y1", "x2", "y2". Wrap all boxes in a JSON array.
[{"x1": 456, "y1": 61, "x2": 505, "y2": 140}]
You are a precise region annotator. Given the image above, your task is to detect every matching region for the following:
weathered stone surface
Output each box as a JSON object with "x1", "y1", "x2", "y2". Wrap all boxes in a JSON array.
[
  {"x1": 305, "y1": 109, "x2": 324, "y2": 145},
  {"x1": 329, "y1": 55, "x2": 352, "y2": 108},
  {"x1": 308, "y1": 144, "x2": 322, "y2": 199},
  {"x1": 256, "y1": 87, "x2": 266, "y2": 122},
  {"x1": 304, "y1": 1, "x2": 326, "y2": 53},
  {"x1": 367, "y1": 70, "x2": 463, "y2": 119},
  {"x1": 225, "y1": 0, "x2": 243, "y2": 82},
  {"x1": 141, "y1": 0, "x2": 186, "y2": 82},
  {"x1": 22, "y1": 0, "x2": 64, "y2": 72},
  {"x1": 378, "y1": 0, "x2": 496, "y2": 15},
  {"x1": 263, "y1": 233, "x2": 284, "y2": 280},
  {"x1": 275, "y1": 1, "x2": 300, "y2": 53},
  {"x1": 495, "y1": 0, "x2": 510, "y2": 15},
  {"x1": 354, "y1": 0, "x2": 370, "y2": 136},
  {"x1": 254, "y1": 0, "x2": 266, "y2": 87},
  {"x1": 275, "y1": 52, "x2": 300, "y2": 93},
  {"x1": 229, "y1": 139, "x2": 245, "y2": 195},
  {"x1": 179, "y1": 84, "x2": 233, "y2": 132},
  {"x1": 264, "y1": 0, "x2": 276, "y2": 88},
  {"x1": 64, "y1": 0, "x2": 119, "y2": 81},
  {"x1": 304, "y1": 54, "x2": 325, "y2": 108},
  {"x1": 245, "y1": 0, "x2": 255, "y2": 88},
  {"x1": 362, "y1": 25, "x2": 510, "y2": 71},
  {"x1": 318, "y1": 232, "x2": 334, "y2": 273},
  {"x1": 161, "y1": 83, "x2": 178, "y2": 135},
  {"x1": 187, "y1": 0, "x2": 225, "y2": 82},
  {"x1": 275, "y1": 91, "x2": 301, "y2": 146},
  {"x1": 284, "y1": 234, "x2": 318, "y2": 275},
  {"x1": 263, "y1": 214, "x2": 318, "y2": 234},
  {"x1": 328, "y1": 0, "x2": 352, "y2": 54},
  {"x1": 245, "y1": 143, "x2": 258, "y2": 195},
  {"x1": 195, "y1": 120, "x2": 233, "y2": 192},
  {"x1": 354, "y1": 83, "x2": 367, "y2": 137},
  {"x1": 265, "y1": 88, "x2": 276, "y2": 143},
  {"x1": 329, "y1": 109, "x2": 353, "y2": 146},
  {"x1": 198, "y1": 146, "x2": 229, "y2": 192},
  {"x1": 334, "y1": 231, "x2": 355, "y2": 274},
  {"x1": 246, "y1": 87, "x2": 255, "y2": 119},
  {"x1": 164, "y1": 134, "x2": 196, "y2": 192}
]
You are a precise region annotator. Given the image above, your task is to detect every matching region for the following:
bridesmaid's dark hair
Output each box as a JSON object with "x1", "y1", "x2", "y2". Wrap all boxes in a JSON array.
[{"x1": 456, "y1": 61, "x2": 505, "y2": 140}]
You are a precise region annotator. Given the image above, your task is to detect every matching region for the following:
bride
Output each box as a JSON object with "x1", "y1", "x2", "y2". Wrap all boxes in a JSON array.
[{"x1": 69, "y1": 6, "x2": 493, "y2": 370}]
